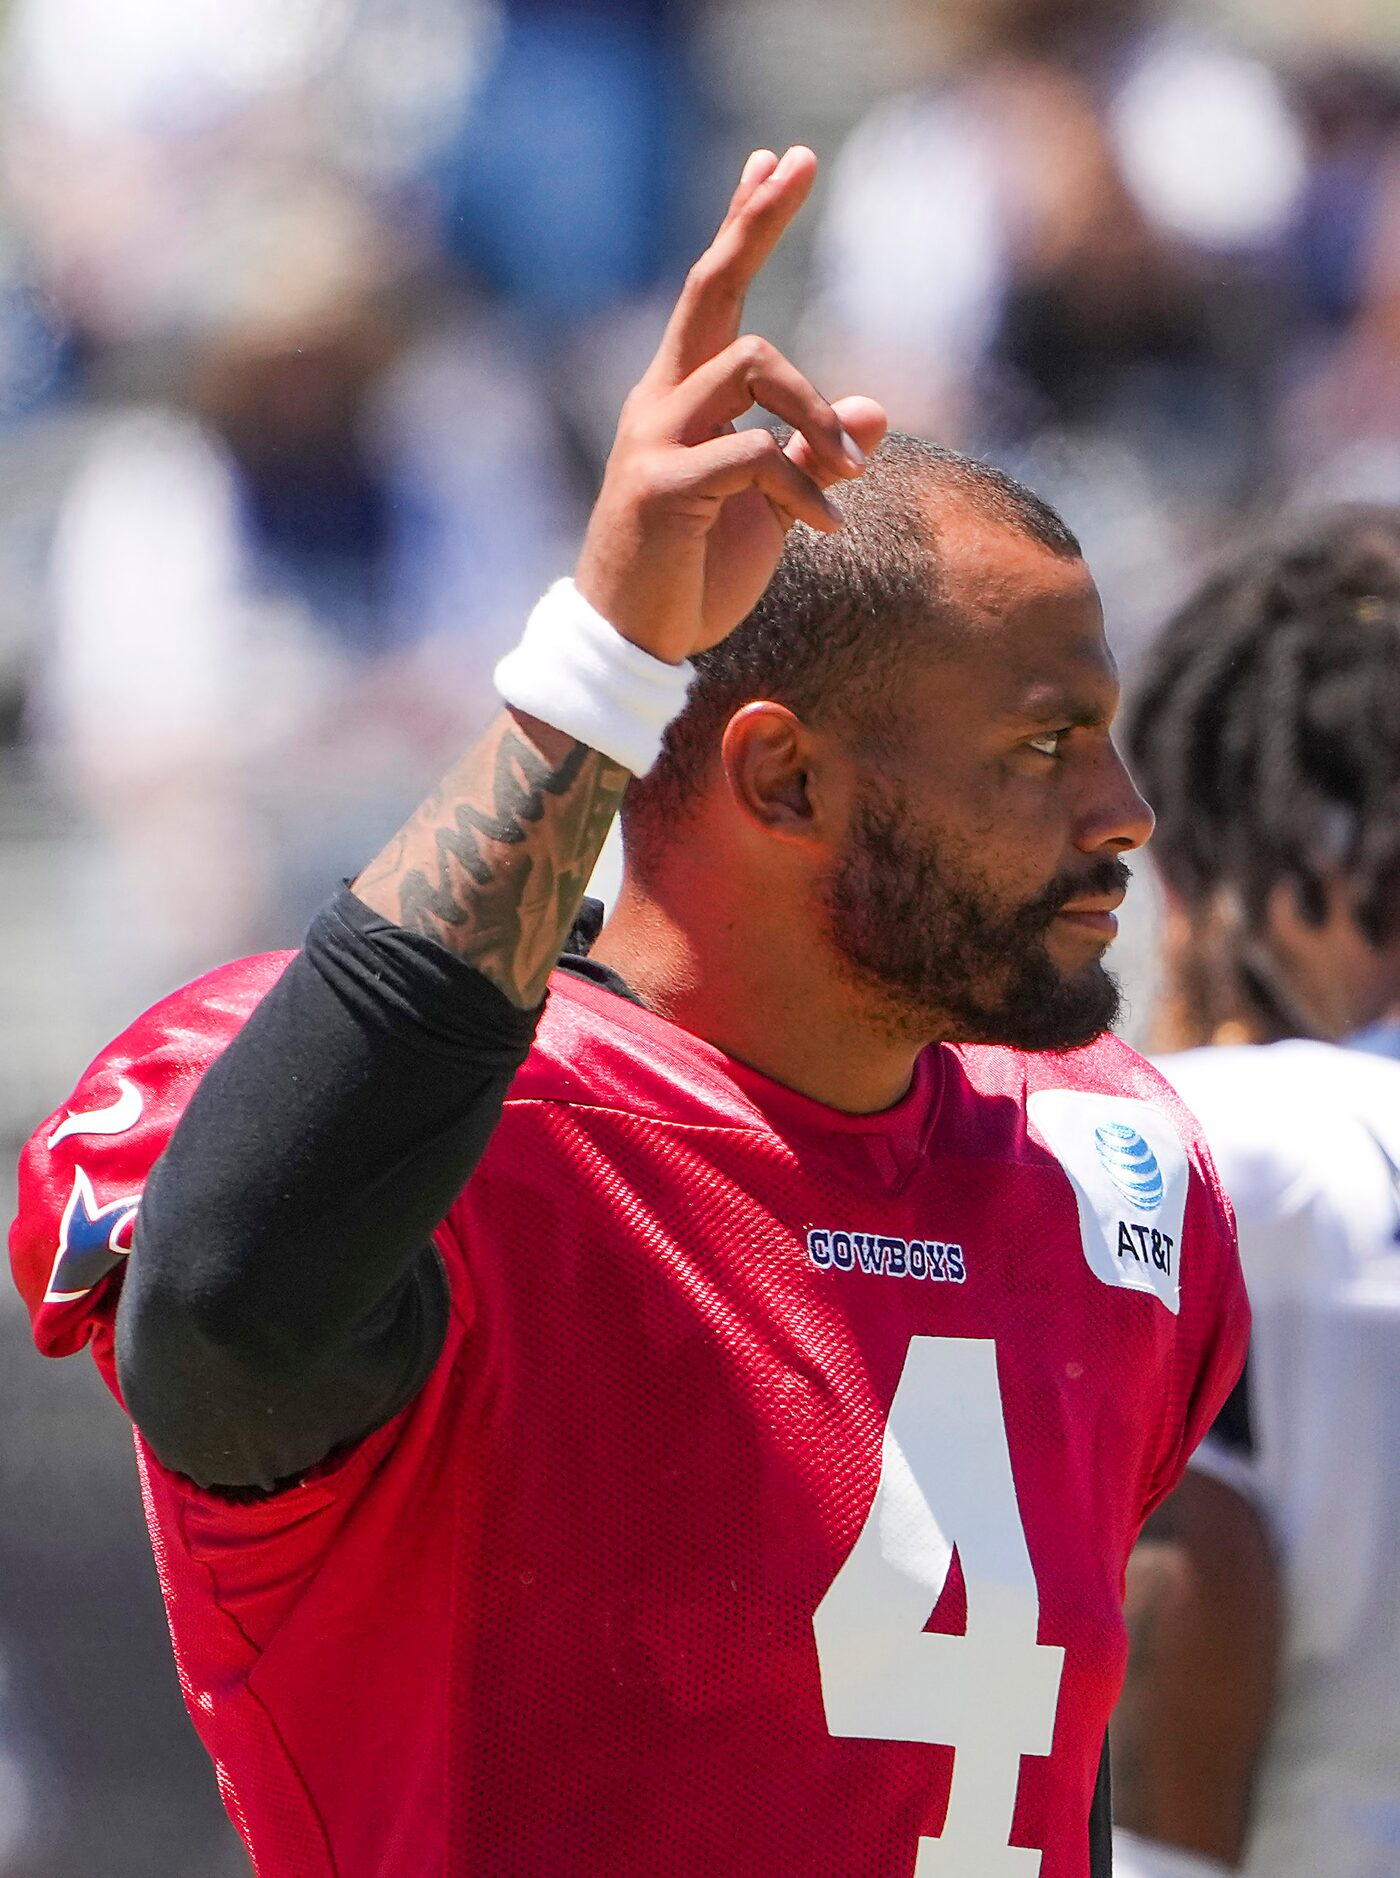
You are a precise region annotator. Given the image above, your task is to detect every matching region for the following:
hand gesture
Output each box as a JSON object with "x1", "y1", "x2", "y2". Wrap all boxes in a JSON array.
[{"x1": 574, "y1": 146, "x2": 888, "y2": 665}]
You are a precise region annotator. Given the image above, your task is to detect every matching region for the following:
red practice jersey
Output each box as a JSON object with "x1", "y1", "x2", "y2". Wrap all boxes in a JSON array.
[{"x1": 11, "y1": 960, "x2": 1246, "y2": 1877}]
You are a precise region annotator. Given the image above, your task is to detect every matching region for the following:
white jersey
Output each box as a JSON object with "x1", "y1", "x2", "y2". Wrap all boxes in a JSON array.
[{"x1": 1155, "y1": 1041, "x2": 1400, "y2": 1878}]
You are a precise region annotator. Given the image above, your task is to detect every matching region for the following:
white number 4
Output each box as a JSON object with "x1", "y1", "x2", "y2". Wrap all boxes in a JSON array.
[{"x1": 813, "y1": 1337, "x2": 1065, "y2": 1875}]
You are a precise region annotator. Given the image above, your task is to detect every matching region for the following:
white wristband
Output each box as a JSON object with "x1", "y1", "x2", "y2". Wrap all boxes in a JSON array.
[{"x1": 494, "y1": 579, "x2": 695, "y2": 777}]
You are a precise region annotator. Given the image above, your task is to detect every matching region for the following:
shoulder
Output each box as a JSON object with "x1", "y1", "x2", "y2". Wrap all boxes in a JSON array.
[
  {"x1": 1155, "y1": 1039, "x2": 1400, "y2": 1236},
  {"x1": 1154, "y1": 1039, "x2": 1331, "y2": 1113},
  {"x1": 53, "y1": 950, "x2": 293, "y2": 1122},
  {"x1": 954, "y1": 1031, "x2": 1214, "y2": 1150},
  {"x1": 951, "y1": 1035, "x2": 1239, "y2": 1299},
  {"x1": 10, "y1": 952, "x2": 293, "y2": 1359},
  {"x1": 1158, "y1": 1037, "x2": 1388, "y2": 1158}
]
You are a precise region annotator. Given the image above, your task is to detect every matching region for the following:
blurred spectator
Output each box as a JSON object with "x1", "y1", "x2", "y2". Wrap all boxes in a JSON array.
[
  {"x1": 437, "y1": 0, "x2": 706, "y2": 335},
  {"x1": 0, "y1": 1, "x2": 1393, "y2": 1872},
  {"x1": 807, "y1": 0, "x2": 1308, "y2": 646},
  {"x1": 0, "y1": 0, "x2": 585, "y2": 995},
  {"x1": 32, "y1": 193, "x2": 581, "y2": 991},
  {"x1": 1113, "y1": 505, "x2": 1400, "y2": 1878},
  {"x1": 434, "y1": 0, "x2": 716, "y2": 473},
  {"x1": 1277, "y1": 57, "x2": 1400, "y2": 506}
]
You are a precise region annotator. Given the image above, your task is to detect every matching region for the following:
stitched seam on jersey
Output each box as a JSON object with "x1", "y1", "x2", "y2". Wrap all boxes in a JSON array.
[
  {"x1": 164, "y1": 1505, "x2": 341, "y2": 1872},
  {"x1": 500, "y1": 1096, "x2": 771, "y2": 1135},
  {"x1": 503, "y1": 1096, "x2": 1075, "y2": 1160},
  {"x1": 145, "y1": 1444, "x2": 341, "y2": 1877},
  {"x1": 488, "y1": 1097, "x2": 959, "y2": 1199},
  {"x1": 492, "y1": 1100, "x2": 918, "y2": 1179},
  {"x1": 496, "y1": 1100, "x2": 1075, "y2": 1175},
  {"x1": 162, "y1": 1437, "x2": 384, "y2": 1655},
  {"x1": 214, "y1": 1685, "x2": 340, "y2": 1878}
]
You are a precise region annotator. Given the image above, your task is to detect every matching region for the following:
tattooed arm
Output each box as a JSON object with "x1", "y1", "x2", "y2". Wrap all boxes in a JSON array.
[
  {"x1": 116, "y1": 148, "x2": 884, "y2": 1487},
  {"x1": 118, "y1": 716, "x2": 627, "y2": 1489},
  {"x1": 117, "y1": 717, "x2": 629, "y2": 1488},
  {"x1": 353, "y1": 712, "x2": 628, "y2": 1010},
  {"x1": 352, "y1": 147, "x2": 882, "y2": 1002},
  {"x1": 116, "y1": 868, "x2": 556, "y2": 1487}
]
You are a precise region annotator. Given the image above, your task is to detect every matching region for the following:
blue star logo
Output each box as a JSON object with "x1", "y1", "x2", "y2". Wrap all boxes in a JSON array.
[{"x1": 44, "y1": 1166, "x2": 139, "y2": 1303}]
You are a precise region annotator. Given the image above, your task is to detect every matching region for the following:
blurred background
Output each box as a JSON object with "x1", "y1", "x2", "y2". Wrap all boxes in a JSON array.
[{"x1": 1, "y1": 0, "x2": 1398, "y2": 1868}]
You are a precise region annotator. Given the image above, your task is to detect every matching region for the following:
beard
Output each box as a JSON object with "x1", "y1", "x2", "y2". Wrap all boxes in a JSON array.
[{"x1": 823, "y1": 779, "x2": 1127, "y2": 1052}]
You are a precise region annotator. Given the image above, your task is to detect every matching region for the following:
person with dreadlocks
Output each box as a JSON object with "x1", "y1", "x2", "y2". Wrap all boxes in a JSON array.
[{"x1": 1110, "y1": 506, "x2": 1400, "y2": 1878}]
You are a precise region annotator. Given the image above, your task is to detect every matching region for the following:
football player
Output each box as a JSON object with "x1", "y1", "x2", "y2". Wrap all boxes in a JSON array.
[
  {"x1": 11, "y1": 148, "x2": 1244, "y2": 1877},
  {"x1": 1112, "y1": 507, "x2": 1400, "y2": 1878}
]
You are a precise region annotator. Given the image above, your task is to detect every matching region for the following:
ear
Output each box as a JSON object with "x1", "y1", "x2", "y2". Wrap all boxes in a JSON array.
[{"x1": 719, "y1": 702, "x2": 839, "y2": 844}]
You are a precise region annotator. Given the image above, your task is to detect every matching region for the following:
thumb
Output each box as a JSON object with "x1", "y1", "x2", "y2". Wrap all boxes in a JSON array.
[{"x1": 784, "y1": 396, "x2": 888, "y2": 487}]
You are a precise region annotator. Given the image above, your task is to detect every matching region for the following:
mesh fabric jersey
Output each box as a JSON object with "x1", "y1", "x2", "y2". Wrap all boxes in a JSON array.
[{"x1": 11, "y1": 961, "x2": 1245, "y2": 1876}]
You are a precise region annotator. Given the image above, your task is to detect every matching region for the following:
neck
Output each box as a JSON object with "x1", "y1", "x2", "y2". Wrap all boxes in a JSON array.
[{"x1": 591, "y1": 873, "x2": 925, "y2": 1115}]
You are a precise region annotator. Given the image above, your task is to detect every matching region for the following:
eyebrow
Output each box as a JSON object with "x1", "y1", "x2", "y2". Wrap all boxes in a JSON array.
[{"x1": 1009, "y1": 688, "x2": 1117, "y2": 731}]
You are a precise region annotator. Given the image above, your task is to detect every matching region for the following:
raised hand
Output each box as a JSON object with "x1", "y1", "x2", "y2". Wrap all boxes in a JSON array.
[
  {"x1": 355, "y1": 146, "x2": 885, "y2": 1004},
  {"x1": 574, "y1": 146, "x2": 888, "y2": 665}
]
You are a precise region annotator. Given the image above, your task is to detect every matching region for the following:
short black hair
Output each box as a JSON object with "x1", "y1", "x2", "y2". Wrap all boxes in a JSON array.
[
  {"x1": 1127, "y1": 505, "x2": 1400, "y2": 1034},
  {"x1": 623, "y1": 432, "x2": 1080, "y2": 865}
]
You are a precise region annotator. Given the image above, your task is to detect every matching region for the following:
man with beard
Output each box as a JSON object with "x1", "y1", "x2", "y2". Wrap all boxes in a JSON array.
[{"x1": 10, "y1": 149, "x2": 1244, "y2": 1878}]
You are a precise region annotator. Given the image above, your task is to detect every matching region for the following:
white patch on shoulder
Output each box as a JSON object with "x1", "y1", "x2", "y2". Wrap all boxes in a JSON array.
[
  {"x1": 1027, "y1": 1089, "x2": 1188, "y2": 1315},
  {"x1": 48, "y1": 1075, "x2": 143, "y2": 1147}
]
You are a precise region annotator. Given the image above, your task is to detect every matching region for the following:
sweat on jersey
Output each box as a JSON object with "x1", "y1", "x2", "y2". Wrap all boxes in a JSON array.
[{"x1": 10, "y1": 911, "x2": 1246, "y2": 1877}]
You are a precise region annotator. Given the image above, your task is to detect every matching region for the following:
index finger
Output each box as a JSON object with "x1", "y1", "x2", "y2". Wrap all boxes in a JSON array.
[{"x1": 645, "y1": 145, "x2": 819, "y2": 393}]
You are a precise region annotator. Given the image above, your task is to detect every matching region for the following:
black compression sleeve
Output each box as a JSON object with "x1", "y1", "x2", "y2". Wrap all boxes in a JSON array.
[
  {"x1": 1089, "y1": 1733, "x2": 1112, "y2": 1878},
  {"x1": 1208, "y1": 1356, "x2": 1253, "y2": 1458},
  {"x1": 116, "y1": 886, "x2": 544, "y2": 1492}
]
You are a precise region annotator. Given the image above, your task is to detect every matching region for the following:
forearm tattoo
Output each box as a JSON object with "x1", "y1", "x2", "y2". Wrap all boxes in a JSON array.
[{"x1": 355, "y1": 714, "x2": 630, "y2": 1008}]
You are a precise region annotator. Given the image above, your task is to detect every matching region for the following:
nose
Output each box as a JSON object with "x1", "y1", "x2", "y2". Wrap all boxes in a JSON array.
[{"x1": 1076, "y1": 739, "x2": 1155, "y2": 855}]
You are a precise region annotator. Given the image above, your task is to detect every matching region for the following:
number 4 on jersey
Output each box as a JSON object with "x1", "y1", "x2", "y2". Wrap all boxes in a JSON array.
[{"x1": 813, "y1": 1337, "x2": 1065, "y2": 1875}]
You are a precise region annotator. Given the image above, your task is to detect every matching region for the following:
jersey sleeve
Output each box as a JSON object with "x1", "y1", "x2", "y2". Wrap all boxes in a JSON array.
[
  {"x1": 1139, "y1": 1130, "x2": 1250, "y2": 1526},
  {"x1": 8, "y1": 952, "x2": 293, "y2": 1391},
  {"x1": 1015, "y1": 1035, "x2": 1252, "y2": 1534}
]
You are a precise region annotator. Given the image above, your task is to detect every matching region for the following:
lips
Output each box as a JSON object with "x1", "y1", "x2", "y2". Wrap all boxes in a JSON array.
[
  {"x1": 1056, "y1": 894, "x2": 1126, "y2": 918},
  {"x1": 1054, "y1": 892, "x2": 1124, "y2": 940}
]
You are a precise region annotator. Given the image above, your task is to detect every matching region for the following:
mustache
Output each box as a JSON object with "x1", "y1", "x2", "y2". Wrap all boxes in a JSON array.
[{"x1": 1022, "y1": 857, "x2": 1133, "y2": 928}]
